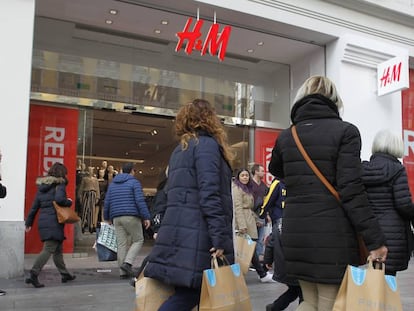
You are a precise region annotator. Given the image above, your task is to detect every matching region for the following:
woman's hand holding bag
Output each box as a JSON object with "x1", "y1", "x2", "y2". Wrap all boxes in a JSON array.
[
  {"x1": 333, "y1": 257, "x2": 403, "y2": 311},
  {"x1": 199, "y1": 255, "x2": 252, "y2": 311}
]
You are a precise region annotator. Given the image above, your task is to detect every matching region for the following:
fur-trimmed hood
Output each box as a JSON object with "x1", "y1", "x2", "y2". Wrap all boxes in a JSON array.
[{"x1": 35, "y1": 176, "x2": 66, "y2": 193}]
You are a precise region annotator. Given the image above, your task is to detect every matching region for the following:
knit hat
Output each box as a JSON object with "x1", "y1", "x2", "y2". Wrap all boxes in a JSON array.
[{"x1": 122, "y1": 162, "x2": 135, "y2": 174}]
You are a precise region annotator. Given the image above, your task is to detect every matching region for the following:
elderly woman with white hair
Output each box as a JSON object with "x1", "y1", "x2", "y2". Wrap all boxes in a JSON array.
[{"x1": 362, "y1": 129, "x2": 414, "y2": 276}]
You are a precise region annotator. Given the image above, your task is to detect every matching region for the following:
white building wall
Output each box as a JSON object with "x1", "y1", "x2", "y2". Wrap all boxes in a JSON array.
[
  {"x1": 0, "y1": 0, "x2": 35, "y2": 278},
  {"x1": 326, "y1": 34, "x2": 407, "y2": 160}
]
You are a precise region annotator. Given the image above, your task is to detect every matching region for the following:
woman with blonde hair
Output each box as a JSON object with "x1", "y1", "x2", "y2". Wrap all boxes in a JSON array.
[
  {"x1": 269, "y1": 76, "x2": 388, "y2": 311},
  {"x1": 144, "y1": 99, "x2": 234, "y2": 311}
]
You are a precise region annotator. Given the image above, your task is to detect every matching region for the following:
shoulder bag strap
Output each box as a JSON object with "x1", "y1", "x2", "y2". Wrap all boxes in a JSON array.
[{"x1": 291, "y1": 125, "x2": 340, "y2": 202}]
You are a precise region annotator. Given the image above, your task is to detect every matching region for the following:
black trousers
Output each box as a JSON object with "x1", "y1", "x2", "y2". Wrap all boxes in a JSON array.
[{"x1": 270, "y1": 285, "x2": 303, "y2": 310}]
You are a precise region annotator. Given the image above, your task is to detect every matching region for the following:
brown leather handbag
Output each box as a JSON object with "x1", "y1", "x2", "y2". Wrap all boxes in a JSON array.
[
  {"x1": 291, "y1": 125, "x2": 369, "y2": 264},
  {"x1": 53, "y1": 201, "x2": 80, "y2": 224}
]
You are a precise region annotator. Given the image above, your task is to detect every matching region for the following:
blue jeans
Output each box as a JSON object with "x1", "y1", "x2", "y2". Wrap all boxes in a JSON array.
[
  {"x1": 158, "y1": 286, "x2": 200, "y2": 311},
  {"x1": 255, "y1": 223, "x2": 265, "y2": 257}
]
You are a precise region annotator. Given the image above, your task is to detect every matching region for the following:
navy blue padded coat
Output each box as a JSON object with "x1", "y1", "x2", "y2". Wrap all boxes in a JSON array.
[
  {"x1": 104, "y1": 173, "x2": 150, "y2": 221},
  {"x1": 25, "y1": 176, "x2": 72, "y2": 242},
  {"x1": 144, "y1": 131, "x2": 234, "y2": 289}
]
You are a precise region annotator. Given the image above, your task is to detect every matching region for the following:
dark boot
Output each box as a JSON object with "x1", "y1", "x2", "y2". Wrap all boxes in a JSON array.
[
  {"x1": 25, "y1": 271, "x2": 45, "y2": 288},
  {"x1": 61, "y1": 273, "x2": 76, "y2": 283}
]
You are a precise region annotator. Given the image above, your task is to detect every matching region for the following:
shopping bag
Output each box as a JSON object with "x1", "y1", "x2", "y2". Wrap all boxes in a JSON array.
[
  {"x1": 333, "y1": 260, "x2": 403, "y2": 311},
  {"x1": 96, "y1": 222, "x2": 118, "y2": 253},
  {"x1": 53, "y1": 201, "x2": 80, "y2": 224},
  {"x1": 135, "y1": 277, "x2": 174, "y2": 311},
  {"x1": 199, "y1": 256, "x2": 252, "y2": 311},
  {"x1": 235, "y1": 233, "x2": 256, "y2": 274},
  {"x1": 95, "y1": 227, "x2": 117, "y2": 261}
]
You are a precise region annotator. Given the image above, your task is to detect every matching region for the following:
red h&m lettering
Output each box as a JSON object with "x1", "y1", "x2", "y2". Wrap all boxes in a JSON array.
[
  {"x1": 176, "y1": 17, "x2": 232, "y2": 61},
  {"x1": 201, "y1": 23, "x2": 231, "y2": 61},
  {"x1": 380, "y1": 62, "x2": 402, "y2": 88},
  {"x1": 175, "y1": 18, "x2": 204, "y2": 55}
]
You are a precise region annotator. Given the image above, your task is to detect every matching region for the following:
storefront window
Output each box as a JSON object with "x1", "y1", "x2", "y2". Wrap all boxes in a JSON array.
[{"x1": 31, "y1": 48, "x2": 290, "y2": 128}]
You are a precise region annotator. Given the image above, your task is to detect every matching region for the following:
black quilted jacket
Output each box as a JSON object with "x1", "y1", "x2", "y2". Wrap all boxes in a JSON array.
[
  {"x1": 269, "y1": 94, "x2": 386, "y2": 284},
  {"x1": 362, "y1": 153, "x2": 414, "y2": 274}
]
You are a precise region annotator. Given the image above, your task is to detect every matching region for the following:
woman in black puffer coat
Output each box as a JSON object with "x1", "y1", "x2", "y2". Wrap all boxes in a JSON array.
[
  {"x1": 362, "y1": 129, "x2": 414, "y2": 275},
  {"x1": 269, "y1": 76, "x2": 388, "y2": 311},
  {"x1": 25, "y1": 162, "x2": 76, "y2": 288}
]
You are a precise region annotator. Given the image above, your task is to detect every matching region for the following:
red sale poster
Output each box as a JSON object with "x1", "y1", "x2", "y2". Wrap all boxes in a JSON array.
[
  {"x1": 254, "y1": 128, "x2": 281, "y2": 186},
  {"x1": 402, "y1": 69, "x2": 414, "y2": 193},
  {"x1": 24, "y1": 103, "x2": 79, "y2": 253}
]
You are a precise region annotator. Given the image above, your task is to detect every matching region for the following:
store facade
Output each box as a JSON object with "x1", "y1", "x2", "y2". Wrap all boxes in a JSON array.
[{"x1": 1, "y1": 0, "x2": 413, "y2": 277}]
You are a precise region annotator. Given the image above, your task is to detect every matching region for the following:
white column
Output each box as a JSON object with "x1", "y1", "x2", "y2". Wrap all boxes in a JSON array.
[
  {"x1": 326, "y1": 34, "x2": 408, "y2": 161},
  {"x1": 0, "y1": 0, "x2": 35, "y2": 278}
]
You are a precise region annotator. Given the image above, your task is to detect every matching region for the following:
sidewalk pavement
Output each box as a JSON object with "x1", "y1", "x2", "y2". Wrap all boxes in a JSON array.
[{"x1": 0, "y1": 240, "x2": 413, "y2": 311}]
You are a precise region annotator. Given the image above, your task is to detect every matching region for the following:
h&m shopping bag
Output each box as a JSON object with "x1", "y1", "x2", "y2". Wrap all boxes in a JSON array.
[
  {"x1": 235, "y1": 233, "x2": 256, "y2": 274},
  {"x1": 96, "y1": 222, "x2": 118, "y2": 253},
  {"x1": 135, "y1": 277, "x2": 174, "y2": 311},
  {"x1": 95, "y1": 227, "x2": 117, "y2": 261},
  {"x1": 333, "y1": 260, "x2": 403, "y2": 311},
  {"x1": 199, "y1": 256, "x2": 252, "y2": 311}
]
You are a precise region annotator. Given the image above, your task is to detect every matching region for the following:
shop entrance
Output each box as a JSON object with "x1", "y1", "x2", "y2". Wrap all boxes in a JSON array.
[{"x1": 73, "y1": 107, "x2": 250, "y2": 253}]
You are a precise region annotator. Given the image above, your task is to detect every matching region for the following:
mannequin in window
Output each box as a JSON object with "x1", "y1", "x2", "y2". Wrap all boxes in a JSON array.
[
  {"x1": 75, "y1": 162, "x2": 87, "y2": 216},
  {"x1": 97, "y1": 168, "x2": 108, "y2": 225},
  {"x1": 100, "y1": 160, "x2": 108, "y2": 180},
  {"x1": 106, "y1": 165, "x2": 117, "y2": 183},
  {"x1": 78, "y1": 166, "x2": 100, "y2": 233}
]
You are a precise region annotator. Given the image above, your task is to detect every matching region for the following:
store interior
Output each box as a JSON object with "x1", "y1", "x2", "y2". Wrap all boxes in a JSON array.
[{"x1": 73, "y1": 107, "x2": 250, "y2": 237}]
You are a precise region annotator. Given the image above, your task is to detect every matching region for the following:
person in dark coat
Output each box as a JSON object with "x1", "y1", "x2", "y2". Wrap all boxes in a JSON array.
[
  {"x1": 150, "y1": 166, "x2": 168, "y2": 239},
  {"x1": 25, "y1": 162, "x2": 76, "y2": 288},
  {"x1": 362, "y1": 129, "x2": 414, "y2": 276},
  {"x1": 268, "y1": 76, "x2": 388, "y2": 311},
  {"x1": 144, "y1": 99, "x2": 234, "y2": 311}
]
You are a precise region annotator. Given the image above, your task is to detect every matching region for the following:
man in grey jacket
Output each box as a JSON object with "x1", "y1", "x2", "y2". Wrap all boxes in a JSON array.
[{"x1": 104, "y1": 162, "x2": 151, "y2": 279}]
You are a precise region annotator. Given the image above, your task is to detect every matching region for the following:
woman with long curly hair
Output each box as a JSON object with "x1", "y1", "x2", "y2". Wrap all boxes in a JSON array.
[{"x1": 144, "y1": 99, "x2": 235, "y2": 311}]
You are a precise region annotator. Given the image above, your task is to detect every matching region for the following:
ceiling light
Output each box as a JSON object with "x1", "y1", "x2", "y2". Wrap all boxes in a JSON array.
[
  {"x1": 257, "y1": 41, "x2": 264, "y2": 46},
  {"x1": 150, "y1": 129, "x2": 158, "y2": 136},
  {"x1": 105, "y1": 20, "x2": 113, "y2": 25},
  {"x1": 247, "y1": 49, "x2": 254, "y2": 53},
  {"x1": 161, "y1": 20, "x2": 169, "y2": 25},
  {"x1": 138, "y1": 170, "x2": 143, "y2": 174},
  {"x1": 154, "y1": 29, "x2": 161, "y2": 34},
  {"x1": 109, "y1": 9, "x2": 118, "y2": 15}
]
